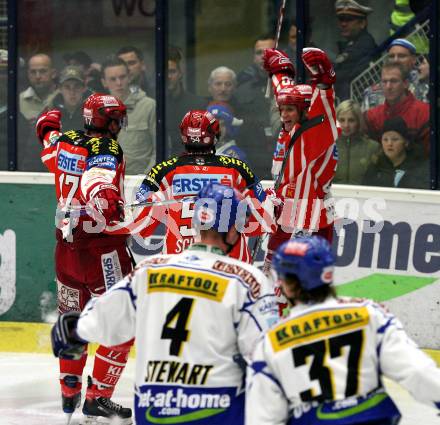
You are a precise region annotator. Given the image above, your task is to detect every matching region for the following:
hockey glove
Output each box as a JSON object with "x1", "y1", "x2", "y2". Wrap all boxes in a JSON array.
[
  {"x1": 51, "y1": 311, "x2": 87, "y2": 360},
  {"x1": 263, "y1": 48, "x2": 295, "y2": 78},
  {"x1": 302, "y1": 47, "x2": 336, "y2": 87},
  {"x1": 92, "y1": 187, "x2": 125, "y2": 224},
  {"x1": 135, "y1": 183, "x2": 153, "y2": 204},
  {"x1": 265, "y1": 187, "x2": 283, "y2": 206},
  {"x1": 36, "y1": 109, "x2": 62, "y2": 145},
  {"x1": 265, "y1": 187, "x2": 283, "y2": 221}
]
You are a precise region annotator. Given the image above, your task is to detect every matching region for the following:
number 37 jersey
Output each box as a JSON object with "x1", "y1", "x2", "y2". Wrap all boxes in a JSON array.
[
  {"x1": 246, "y1": 296, "x2": 440, "y2": 425},
  {"x1": 76, "y1": 247, "x2": 279, "y2": 425}
]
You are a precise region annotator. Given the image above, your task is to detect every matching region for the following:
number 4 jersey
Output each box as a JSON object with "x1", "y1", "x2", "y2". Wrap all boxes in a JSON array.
[
  {"x1": 76, "y1": 245, "x2": 279, "y2": 425},
  {"x1": 246, "y1": 296, "x2": 440, "y2": 425}
]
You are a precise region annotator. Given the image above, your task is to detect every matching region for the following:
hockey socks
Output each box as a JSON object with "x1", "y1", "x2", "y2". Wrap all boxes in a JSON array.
[
  {"x1": 59, "y1": 349, "x2": 87, "y2": 396},
  {"x1": 86, "y1": 340, "x2": 133, "y2": 399}
]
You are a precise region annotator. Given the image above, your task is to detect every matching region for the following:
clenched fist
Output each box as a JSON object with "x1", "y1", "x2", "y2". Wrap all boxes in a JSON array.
[
  {"x1": 263, "y1": 48, "x2": 295, "y2": 79},
  {"x1": 302, "y1": 47, "x2": 336, "y2": 86},
  {"x1": 36, "y1": 109, "x2": 62, "y2": 145},
  {"x1": 93, "y1": 188, "x2": 125, "y2": 224}
]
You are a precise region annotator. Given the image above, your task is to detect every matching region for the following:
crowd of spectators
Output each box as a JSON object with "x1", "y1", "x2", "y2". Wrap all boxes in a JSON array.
[
  {"x1": 100, "y1": 55, "x2": 156, "y2": 175},
  {"x1": 13, "y1": 0, "x2": 431, "y2": 191},
  {"x1": 331, "y1": 0, "x2": 431, "y2": 190},
  {"x1": 16, "y1": 47, "x2": 158, "y2": 174},
  {"x1": 334, "y1": 99, "x2": 379, "y2": 185}
]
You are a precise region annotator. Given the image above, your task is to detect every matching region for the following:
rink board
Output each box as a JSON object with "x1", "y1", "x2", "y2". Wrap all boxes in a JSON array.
[{"x1": 1, "y1": 172, "x2": 440, "y2": 349}]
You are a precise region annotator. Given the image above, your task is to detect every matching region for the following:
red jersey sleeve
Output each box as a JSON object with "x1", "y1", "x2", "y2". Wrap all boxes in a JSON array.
[{"x1": 40, "y1": 130, "x2": 62, "y2": 173}]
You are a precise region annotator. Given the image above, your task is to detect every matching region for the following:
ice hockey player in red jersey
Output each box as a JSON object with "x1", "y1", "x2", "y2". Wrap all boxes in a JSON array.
[
  {"x1": 262, "y1": 47, "x2": 339, "y2": 273},
  {"x1": 37, "y1": 93, "x2": 133, "y2": 424},
  {"x1": 133, "y1": 109, "x2": 274, "y2": 263},
  {"x1": 51, "y1": 183, "x2": 279, "y2": 425}
]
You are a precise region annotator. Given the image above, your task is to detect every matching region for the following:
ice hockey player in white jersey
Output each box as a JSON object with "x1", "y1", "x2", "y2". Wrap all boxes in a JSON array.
[
  {"x1": 246, "y1": 236, "x2": 440, "y2": 425},
  {"x1": 51, "y1": 182, "x2": 279, "y2": 425}
]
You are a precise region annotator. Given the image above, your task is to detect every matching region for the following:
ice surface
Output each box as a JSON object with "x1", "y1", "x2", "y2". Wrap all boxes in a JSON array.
[{"x1": 0, "y1": 352, "x2": 438, "y2": 424}]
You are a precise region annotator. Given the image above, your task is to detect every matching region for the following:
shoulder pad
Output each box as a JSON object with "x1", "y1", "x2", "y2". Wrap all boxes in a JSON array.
[
  {"x1": 61, "y1": 130, "x2": 85, "y2": 144},
  {"x1": 217, "y1": 155, "x2": 255, "y2": 179},
  {"x1": 212, "y1": 259, "x2": 261, "y2": 299},
  {"x1": 85, "y1": 136, "x2": 121, "y2": 157},
  {"x1": 147, "y1": 156, "x2": 179, "y2": 181}
]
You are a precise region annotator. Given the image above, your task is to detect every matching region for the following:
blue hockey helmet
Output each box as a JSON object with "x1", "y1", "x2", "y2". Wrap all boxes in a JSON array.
[
  {"x1": 193, "y1": 183, "x2": 249, "y2": 233},
  {"x1": 207, "y1": 102, "x2": 243, "y2": 138},
  {"x1": 273, "y1": 236, "x2": 335, "y2": 290}
]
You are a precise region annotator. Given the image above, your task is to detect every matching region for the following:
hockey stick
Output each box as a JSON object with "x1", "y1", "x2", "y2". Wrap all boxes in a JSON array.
[
  {"x1": 125, "y1": 196, "x2": 195, "y2": 209},
  {"x1": 251, "y1": 113, "x2": 325, "y2": 261},
  {"x1": 56, "y1": 196, "x2": 196, "y2": 219},
  {"x1": 265, "y1": 0, "x2": 287, "y2": 98},
  {"x1": 58, "y1": 178, "x2": 266, "y2": 219},
  {"x1": 126, "y1": 179, "x2": 266, "y2": 209}
]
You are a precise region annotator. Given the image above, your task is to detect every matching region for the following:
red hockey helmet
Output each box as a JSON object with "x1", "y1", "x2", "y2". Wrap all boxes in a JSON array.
[
  {"x1": 276, "y1": 84, "x2": 312, "y2": 113},
  {"x1": 82, "y1": 93, "x2": 127, "y2": 133},
  {"x1": 179, "y1": 110, "x2": 220, "y2": 149}
]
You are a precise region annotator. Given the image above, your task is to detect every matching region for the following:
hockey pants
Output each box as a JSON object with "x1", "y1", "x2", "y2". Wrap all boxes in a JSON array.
[{"x1": 55, "y1": 239, "x2": 133, "y2": 399}]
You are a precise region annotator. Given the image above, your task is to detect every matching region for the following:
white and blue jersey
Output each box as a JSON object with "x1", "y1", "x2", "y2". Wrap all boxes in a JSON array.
[
  {"x1": 246, "y1": 296, "x2": 440, "y2": 424},
  {"x1": 76, "y1": 244, "x2": 279, "y2": 424}
]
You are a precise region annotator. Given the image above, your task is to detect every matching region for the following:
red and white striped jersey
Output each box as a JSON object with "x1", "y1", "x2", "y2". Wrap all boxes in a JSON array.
[
  {"x1": 271, "y1": 73, "x2": 339, "y2": 231},
  {"x1": 129, "y1": 153, "x2": 273, "y2": 263}
]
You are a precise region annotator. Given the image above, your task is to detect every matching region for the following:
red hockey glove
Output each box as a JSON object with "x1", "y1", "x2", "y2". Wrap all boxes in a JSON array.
[
  {"x1": 36, "y1": 109, "x2": 62, "y2": 145},
  {"x1": 265, "y1": 187, "x2": 283, "y2": 220},
  {"x1": 263, "y1": 48, "x2": 295, "y2": 79},
  {"x1": 302, "y1": 47, "x2": 336, "y2": 86},
  {"x1": 92, "y1": 187, "x2": 124, "y2": 224},
  {"x1": 265, "y1": 187, "x2": 282, "y2": 207}
]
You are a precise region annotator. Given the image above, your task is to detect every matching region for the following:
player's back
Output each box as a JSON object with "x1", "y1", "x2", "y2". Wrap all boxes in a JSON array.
[
  {"x1": 43, "y1": 130, "x2": 125, "y2": 242},
  {"x1": 141, "y1": 153, "x2": 264, "y2": 259},
  {"x1": 131, "y1": 247, "x2": 277, "y2": 423},
  {"x1": 45, "y1": 130, "x2": 89, "y2": 201},
  {"x1": 261, "y1": 296, "x2": 401, "y2": 423}
]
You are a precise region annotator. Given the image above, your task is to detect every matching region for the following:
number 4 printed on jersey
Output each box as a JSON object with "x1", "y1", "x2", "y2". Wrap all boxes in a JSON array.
[{"x1": 161, "y1": 298, "x2": 195, "y2": 356}]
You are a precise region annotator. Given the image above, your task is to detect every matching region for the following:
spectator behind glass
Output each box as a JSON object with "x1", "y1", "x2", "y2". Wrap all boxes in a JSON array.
[
  {"x1": 418, "y1": 54, "x2": 429, "y2": 82},
  {"x1": 362, "y1": 38, "x2": 429, "y2": 111},
  {"x1": 18, "y1": 52, "x2": 59, "y2": 171},
  {"x1": 334, "y1": 100, "x2": 379, "y2": 185},
  {"x1": 237, "y1": 33, "x2": 275, "y2": 86},
  {"x1": 166, "y1": 45, "x2": 204, "y2": 156},
  {"x1": 63, "y1": 50, "x2": 104, "y2": 93},
  {"x1": 417, "y1": 53, "x2": 429, "y2": 97},
  {"x1": 389, "y1": 0, "x2": 429, "y2": 54},
  {"x1": 286, "y1": 22, "x2": 298, "y2": 61},
  {"x1": 363, "y1": 116, "x2": 428, "y2": 189},
  {"x1": 333, "y1": 0, "x2": 377, "y2": 101},
  {"x1": 206, "y1": 66, "x2": 238, "y2": 107},
  {"x1": 282, "y1": 18, "x2": 315, "y2": 63},
  {"x1": 207, "y1": 102, "x2": 248, "y2": 162},
  {"x1": 364, "y1": 61, "x2": 430, "y2": 156},
  {"x1": 235, "y1": 33, "x2": 277, "y2": 178},
  {"x1": 101, "y1": 55, "x2": 156, "y2": 174},
  {"x1": 50, "y1": 65, "x2": 91, "y2": 131},
  {"x1": 117, "y1": 45, "x2": 154, "y2": 98}
]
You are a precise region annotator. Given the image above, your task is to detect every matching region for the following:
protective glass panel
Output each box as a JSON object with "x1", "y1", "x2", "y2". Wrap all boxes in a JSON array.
[
  {"x1": 310, "y1": 0, "x2": 431, "y2": 189},
  {"x1": 166, "y1": 0, "x2": 298, "y2": 181},
  {"x1": 16, "y1": 0, "x2": 156, "y2": 174},
  {"x1": 0, "y1": 0, "x2": 6, "y2": 170}
]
